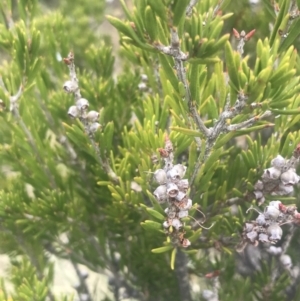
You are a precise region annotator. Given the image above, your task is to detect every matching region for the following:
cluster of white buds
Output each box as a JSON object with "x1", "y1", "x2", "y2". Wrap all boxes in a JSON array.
[
  {"x1": 240, "y1": 201, "x2": 300, "y2": 249},
  {"x1": 253, "y1": 146, "x2": 300, "y2": 205},
  {"x1": 238, "y1": 145, "x2": 300, "y2": 251},
  {"x1": 63, "y1": 52, "x2": 101, "y2": 134},
  {"x1": 138, "y1": 74, "x2": 149, "y2": 92},
  {"x1": 152, "y1": 136, "x2": 191, "y2": 247}
]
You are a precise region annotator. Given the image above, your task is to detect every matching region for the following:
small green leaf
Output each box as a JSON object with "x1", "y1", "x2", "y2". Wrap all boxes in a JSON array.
[
  {"x1": 146, "y1": 208, "x2": 165, "y2": 221},
  {"x1": 225, "y1": 41, "x2": 240, "y2": 91},
  {"x1": 170, "y1": 247, "x2": 177, "y2": 270},
  {"x1": 151, "y1": 245, "x2": 173, "y2": 253},
  {"x1": 141, "y1": 220, "x2": 162, "y2": 231},
  {"x1": 170, "y1": 126, "x2": 200, "y2": 137},
  {"x1": 172, "y1": 0, "x2": 190, "y2": 26}
]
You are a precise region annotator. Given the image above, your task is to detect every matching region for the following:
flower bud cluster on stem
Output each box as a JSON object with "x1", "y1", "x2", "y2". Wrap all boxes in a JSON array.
[
  {"x1": 63, "y1": 52, "x2": 118, "y2": 183},
  {"x1": 254, "y1": 147, "x2": 300, "y2": 205},
  {"x1": 153, "y1": 136, "x2": 192, "y2": 247},
  {"x1": 238, "y1": 144, "x2": 300, "y2": 251}
]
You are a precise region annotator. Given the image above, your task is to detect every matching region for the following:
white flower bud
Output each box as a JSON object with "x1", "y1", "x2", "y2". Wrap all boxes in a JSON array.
[
  {"x1": 253, "y1": 190, "x2": 263, "y2": 199},
  {"x1": 171, "y1": 218, "x2": 182, "y2": 229},
  {"x1": 165, "y1": 207, "x2": 176, "y2": 219},
  {"x1": 87, "y1": 110, "x2": 99, "y2": 122},
  {"x1": 269, "y1": 201, "x2": 281, "y2": 209},
  {"x1": 76, "y1": 98, "x2": 89, "y2": 110},
  {"x1": 254, "y1": 180, "x2": 264, "y2": 191},
  {"x1": 163, "y1": 221, "x2": 169, "y2": 228},
  {"x1": 268, "y1": 246, "x2": 282, "y2": 256},
  {"x1": 264, "y1": 206, "x2": 280, "y2": 220},
  {"x1": 280, "y1": 169, "x2": 300, "y2": 185},
  {"x1": 262, "y1": 167, "x2": 281, "y2": 180},
  {"x1": 276, "y1": 183, "x2": 294, "y2": 195},
  {"x1": 178, "y1": 210, "x2": 188, "y2": 218},
  {"x1": 267, "y1": 223, "x2": 282, "y2": 241},
  {"x1": 89, "y1": 122, "x2": 101, "y2": 133},
  {"x1": 63, "y1": 80, "x2": 78, "y2": 93},
  {"x1": 245, "y1": 222, "x2": 254, "y2": 232},
  {"x1": 177, "y1": 179, "x2": 189, "y2": 192},
  {"x1": 271, "y1": 155, "x2": 286, "y2": 169},
  {"x1": 175, "y1": 191, "x2": 186, "y2": 202},
  {"x1": 153, "y1": 169, "x2": 167, "y2": 184},
  {"x1": 172, "y1": 164, "x2": 187, "y2": 179},
  {"x1": 167, "y1": 168, "x2": 180, "y2": 181},
  {"x1": 280, "y1": 254, "x2": 292, "y2": 269},
  {"x1": 181, "y1": 238, "x2": 191, "y2": 248},
  {"x1": 153, "y1": 185, "x2": 167, "y2": 203},
  {"x1": 167, "y1": 182, "x2": 179, "y2": 197},
  {"x1": 258, "y1": 233, "x2": 269, "y2": 243},
  {"x1": 177, "y1": 198, "x2": 192, "y2": 211},
  {"x1": 68, "y1": 105, "x2": 79, "y2": 118},
  {"x1": 256, "y1": 214, "x2": 266, "y2": 226},
  {"x1": 246, "y1": 231, "x2": 258, "y2": 242},
  {"x1": 141, "y1": 74, "x2": 148, "y2": 82},
  {"x1": 258, "y1": 196, "x2": 265, "y2": 205},
  {"x1": 138, "y1": 82, "x2": 147, "y2": 91}
]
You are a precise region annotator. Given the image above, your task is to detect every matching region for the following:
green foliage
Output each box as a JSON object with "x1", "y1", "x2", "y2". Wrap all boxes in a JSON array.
[{"x1": 0, "y1": 0, "x2": 300, "y2": 300}]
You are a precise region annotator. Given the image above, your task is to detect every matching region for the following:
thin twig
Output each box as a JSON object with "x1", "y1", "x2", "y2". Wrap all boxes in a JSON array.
[
  {"x1": 64, "y1": 52, "x2": 119, "y2": 183},
  {"x1": 186, "y1": 0, "x2": 199, "y2": 17},
  {"x1": 226, "y1": 110, "x2": 272, "y2": 131},
  {"x1": 155, "y1": 30, "x2": 210, "y2": 138}
]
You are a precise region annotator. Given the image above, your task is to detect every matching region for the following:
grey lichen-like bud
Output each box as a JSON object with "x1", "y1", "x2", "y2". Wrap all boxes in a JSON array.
[
  {"x1": 86, "y1": 110, "x2": 99, "y2": 122},
  {"x1": 172, "y1": 164, "x2": 187, "y2": 179},
  {"x1": 177, "y1": 179, "x2": 189, "y2": 192},
  {"x1": 271, "y1": 155, "x2": 286, "y2": 169},
  {"x1": 256, "y1": 214, "x2": 266, "y2": 226},
  {"x1": 178, "y1": 210, "x2": 188, "y2": 218},
  {"x1": 89, "y1": 122, "x2": 101, "y2": 133},
  {"x1": 244, "y1": 222, "x2": 254, "y2": 232},
  {"x1": 253, "y1": 190, "x2": 263, "y2": 199},
  {"x1": 280, "y1": 169, "x2": 300, "y2": 185},
  {"x1": 167, "y1": 182, "x2": 179, "y2": 197},
  {"x1": 254, "y1": 180, "x2": 264, "y2": 191},
  {"x1": 176, "y1": 198, "x2": 192, "y2": 211},
  {"x1": 67, "y1": 105, "x2": 79, "y2": 118},
  {"x1": 63, "y1": 80, "x2": 78, "y2": 93},
  {"x1": 262, "y1": 167, "x2": 281, "y2": 180},
  {"x1": 269, "y1": 201, "x2": 281, "y2": 209},
  {"x1": 258, "y1": 233, "x2": 269, "y2": 243},
  {"x1": 267, "y1": 223, "x2": 282, "y2": 242},
  {"x1": 280, "y1": 254, "x2": 292, "y2": 269},
  {"x1": 246, "y1": 231, "x2": 258, "y2": 242},
  {"x1": 171, "y1": 218, "x2": 182, "y2": 230},
  {"x1": 76, "y1": 98, "x2": 89, "y2": 110},
  {"x1": 277, "y1": 183, "x2": 294, "y2": 195},
  {"x1": 268, "y1": 246, "x2": 282, "y2": 256},
  {"x1": 175, "y1": 191, "x2": 186, "y2": 202},
  {"x1": 165, "y1": 207, "x2": 176, "y2": 219},
  {"x1": 167, "y1": 167, "x2": 181, "y2": 181},
  {"x1": 153, "y1": 185, "x2": 167, "y2": 203},
  {"x1": 264, "y1": 206, "x2": 280, "y2": 220},
  {"x1": 153, "y1": 169, "x2": 167, "y2": 184}
]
